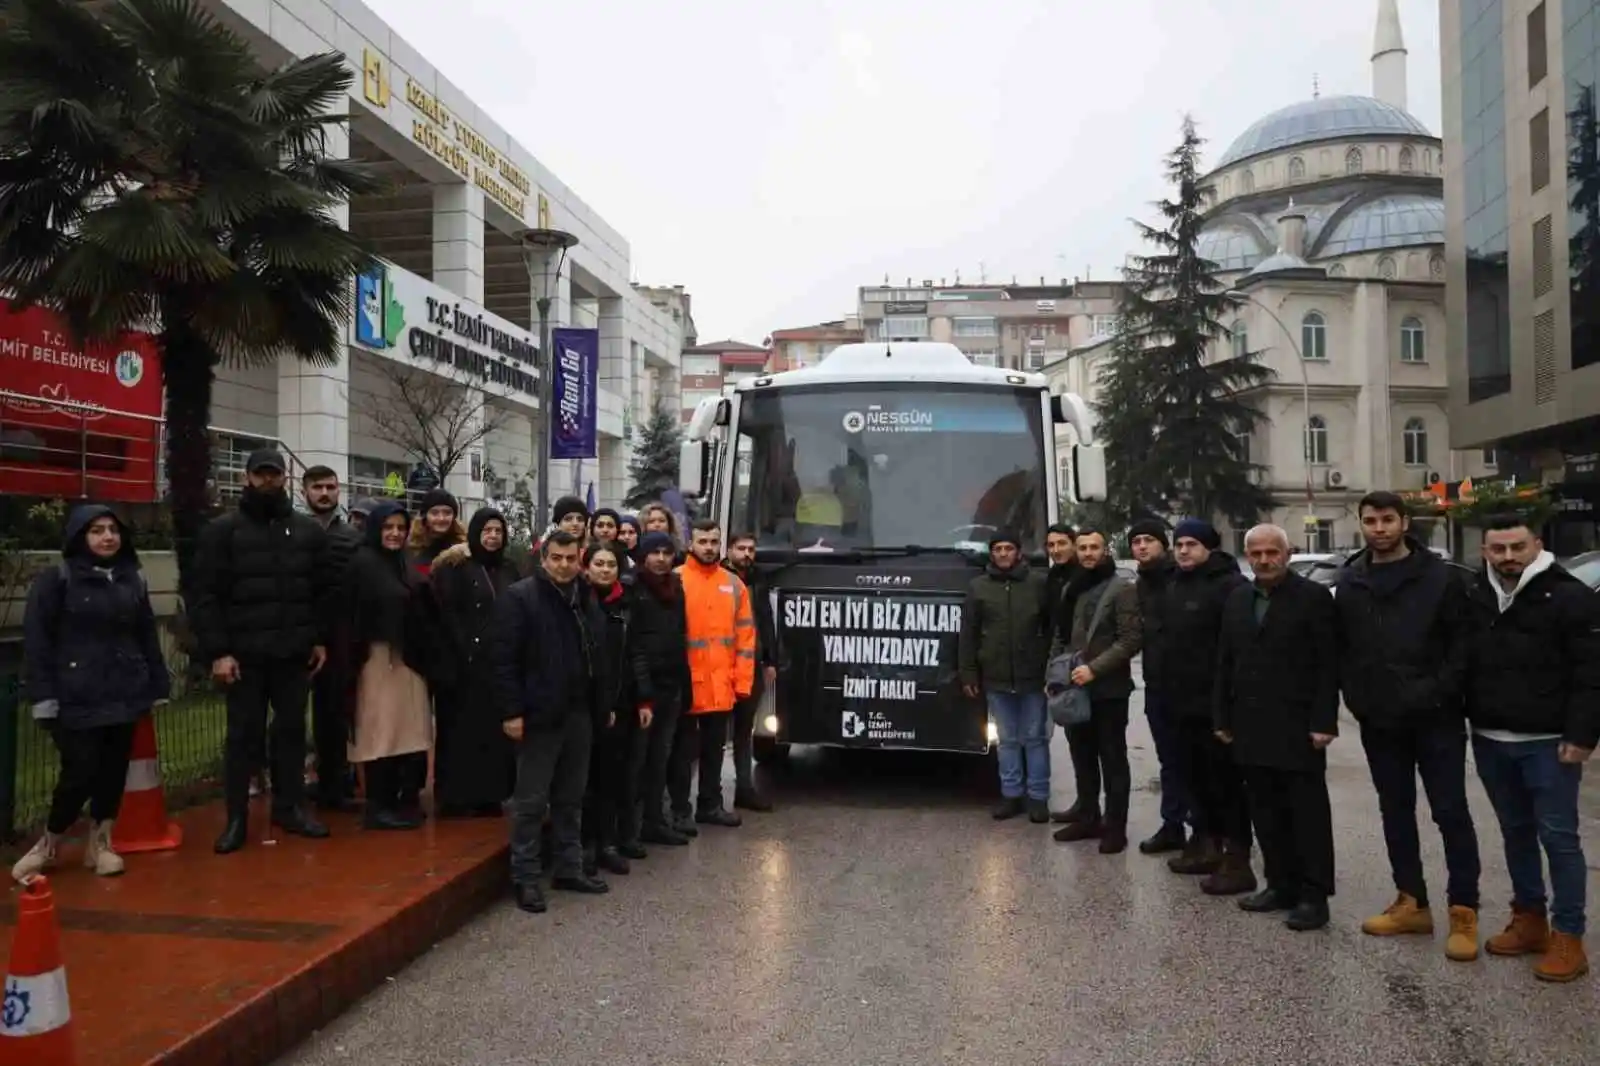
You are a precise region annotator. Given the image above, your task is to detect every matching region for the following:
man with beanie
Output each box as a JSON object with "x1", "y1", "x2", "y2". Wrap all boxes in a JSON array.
[
  {"x1": 1128, "y1": 518, "x2": 1191, "y2": 855},
  {"x1": 1158, "y1": 520, "x2": 1256, "y2": 897},
  {"x1": 959, "y1": 530, "x2": 1053, "y2": 821}
]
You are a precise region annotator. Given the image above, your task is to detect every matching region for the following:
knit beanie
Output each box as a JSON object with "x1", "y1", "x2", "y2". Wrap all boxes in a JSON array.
[
  {"x1": 419, "y1": 488, "x2": 458, "y2": 516},
  {"x1": 988, "y1": 529, "x2": 1022, "y2": 551},
  {"x1": 552, "y1": 495, "x2": 589, "y2": 524},
  {"x1": 638, "y1": 530, "x2": 675, "y2": 556},
  {"x1": 1173, "y1": 518, "x2": 1222, "y2": 550},
  {"x1": 1127, "y1": 518, "x2": 1170, "y2": 548}
]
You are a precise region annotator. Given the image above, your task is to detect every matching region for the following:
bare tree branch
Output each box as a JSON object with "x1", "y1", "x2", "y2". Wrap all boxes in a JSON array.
[{"x1": 348, "y1": 360, "x2": 512, "y2": 482}]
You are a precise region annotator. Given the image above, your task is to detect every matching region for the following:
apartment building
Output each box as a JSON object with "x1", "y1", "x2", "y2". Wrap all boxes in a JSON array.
[
  {"x1": 766, "y1": 319, "x2": 865, "y2": 372},
  {"x1": 679, "y1": 340, "x2": 771, "y2": 421}
]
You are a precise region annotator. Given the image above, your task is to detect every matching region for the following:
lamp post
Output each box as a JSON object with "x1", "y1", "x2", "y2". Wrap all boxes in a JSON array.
[
  {"x1": 1225, "y1": 289, "x2": 1317, "y2": 550},
  {"x1": 517, "y1": 227, "x2": 580, "y2": 534}
]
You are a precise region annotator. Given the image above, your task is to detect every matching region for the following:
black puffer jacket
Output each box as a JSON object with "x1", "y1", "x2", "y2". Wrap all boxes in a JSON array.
[
  {"x1": 322, "y1": 514, "x2": 363, "y2": 588},
  {"x1": 1147, "y1": 551, "x2": 1246, "y2": 719},
  {"x1": 1134, "y1": 554, "x2": 1177, "y2": 691},
  {"x1": 1462, "y1": 557, "x2": 1600, "y2": 748},
  {"x1": 490, "y1": 571, "x2": 605, "y2": 730},
  {"x1": 592, "y1": 579, "x2": 640, "y2": 716},
  {"x1": 629, "y1": 567, "x2": 692, "y2": 706},
  {"x1": 1334, "y1": 539, "x2": 1472, "y2": 728},
  {"x1": 23, "y1": 505, "x2": 169, "y2": 729},
  {"x1": 192, "y1": 487, "x2": 332, "y2": 663}
]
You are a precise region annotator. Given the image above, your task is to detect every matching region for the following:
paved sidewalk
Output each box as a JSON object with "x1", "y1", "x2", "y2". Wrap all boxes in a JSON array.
[{"x1": 0, "y1": 797, "x2": 507, "y2": 1066}]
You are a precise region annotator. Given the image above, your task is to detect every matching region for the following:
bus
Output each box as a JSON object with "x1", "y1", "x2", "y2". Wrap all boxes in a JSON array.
[{"x1": 678, "y1": 341, "x2": 1106, "y2": 760}]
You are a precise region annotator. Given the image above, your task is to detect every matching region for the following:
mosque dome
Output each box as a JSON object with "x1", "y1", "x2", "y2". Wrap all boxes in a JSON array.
[{"x1": 1215, "y1": 95, "x2": 1433, "y2": 168}]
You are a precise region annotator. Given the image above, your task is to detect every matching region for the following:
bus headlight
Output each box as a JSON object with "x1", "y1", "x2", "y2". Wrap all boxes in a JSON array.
[
  {"x1": 763, "y1": 714, "x2": 780, "y2": 735},
  {"x1": 985, "y1": 719, "x2": 999, "y2": 745}
]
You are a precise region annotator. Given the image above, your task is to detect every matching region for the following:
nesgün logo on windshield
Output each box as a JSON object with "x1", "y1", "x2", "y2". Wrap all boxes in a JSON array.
[{"x1": 841, "y1": 407, "x2": 934, "y2": 433}]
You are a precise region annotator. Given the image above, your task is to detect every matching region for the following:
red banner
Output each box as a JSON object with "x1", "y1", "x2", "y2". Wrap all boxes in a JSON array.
[{"x1": 0, "y1": 304, "x2": 164, "y2": 502}]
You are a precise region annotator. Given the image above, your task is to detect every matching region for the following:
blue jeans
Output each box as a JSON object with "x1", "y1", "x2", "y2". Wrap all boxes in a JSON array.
[
  {"x1": 1144, "y1": 690, "x2": 1191, "y2": 829},
  {"x1": 987, "y1": 689, "x2": 1050, "y2": 802},
  {"x1": 1472, "y1": 735, "x2": 1587, "y2": 936}
]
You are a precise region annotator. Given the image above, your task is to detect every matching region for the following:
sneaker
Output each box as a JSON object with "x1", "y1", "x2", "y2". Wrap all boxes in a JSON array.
[
  {"x1": 1361, "y1": 893, "x2": 1434, "y2": 937},
  {"x1": 1445, "y1": 906, "x2": 1480, "y2": 962},
  {"x1": 11, "y1": 832, "x2": 58, "y2": 883},
  {"x1": 84, "y1": 821, "x2": 125, "y2": 877}
]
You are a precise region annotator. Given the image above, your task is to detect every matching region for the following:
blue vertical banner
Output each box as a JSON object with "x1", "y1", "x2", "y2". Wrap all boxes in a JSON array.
[{"x1": 549, "y1": 327, "x2": 599, "y2": 460}]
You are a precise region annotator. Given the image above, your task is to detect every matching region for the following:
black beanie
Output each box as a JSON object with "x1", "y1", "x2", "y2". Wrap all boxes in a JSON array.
[
  {"x1": 552, "y1": 495, "x2": 588, "y2": 523},
  {"x1": 1173, "y1": 518, "x2": 1222, "y2": 551},
  {"x1": 419, "y1": 488, "x2": 458, "y2": 516},
  {"x1": 988, "y1": 529, "x2": 1022, "y2": 551},
  {"x1": 1127, "y1": 518, "x2": 1170, "y2": 548}
]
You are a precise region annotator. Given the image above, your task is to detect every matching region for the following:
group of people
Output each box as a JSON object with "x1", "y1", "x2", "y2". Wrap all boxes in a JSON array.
[
  {"x1": 958, "y1": 492, "x2": 1598, "y2": 984},
  {"x1": 13, "y1": 449, "x2": 781, "y2": 918}
]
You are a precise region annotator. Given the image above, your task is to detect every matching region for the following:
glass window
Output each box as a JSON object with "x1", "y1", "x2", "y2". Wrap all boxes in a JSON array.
[
  {"x1": 1230, "y1": 320, "x2": 1248, "y2": 359},
  {"x1": 1464, "y1": 0, "x2": 1512, "y2": 399},
  {"x1": 729, "y1": 384, "x2": 1048, "y2": 551},
  {"x1": 1092, "y1": 314, "x2": 1120, "y2": 337},
  {"x1": 1399, "y1": 146, "x2": 1415, "y2": 172},
  {"x1": 1304, "y1": 414, "x2": 1328, "y2": 464},
  {"x1": 883, "y1": 316, "x2": 929, "y2": 339},
  {"x1": 1483, "y1": 446, "x2": 1499, "y2": 467},
  {"x1": 1301, "y1": 311, "x2": 1328, "y2": 360},
  {"x1": 1568, "y1": 9, "x2": 1600, "y2": 369},
  {"x1": 1400, "y1": 316, "x2": 1426, "y2": 362},
  {"x1": 1345, "y1": 147, "x2": 1364, "y2": 174},
  {"x1": 952, "y1": 316, "x2": 997, "y2": 337},
  {"x1": 1402, "y1": 417, "x2": 1429, "y2": 465},
  {"x1": 966, "y1": 350, "x2": 999, "y2": 367},
  {"x1": 681, "y1": 354, "x2": 721, "y2": 377},
  {"x1": 1288, "y1": 156, "x2": 1306, "y2": 180},
  {"x1": 1308, "y1": 519, "x2": 1334, "y2": 553},
  {"x1": 1241, "y1": 169, "x2": 1255, "y2": 193}
]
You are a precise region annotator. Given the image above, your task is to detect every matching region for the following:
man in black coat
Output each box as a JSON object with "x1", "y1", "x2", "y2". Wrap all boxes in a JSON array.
[
  {"x1": 492, "y1": 530, "x2": 611, "y2": 914},
  {"x1": 1461, "y1": 515, "x2": 1600, "y2": 983},
  {"x1": 301, "y1": 464, "x2": 363, "y2": 812},
  {"x1": 1154, "y1": 520, "x2": 1255, "y2": 897},
  {"x1": 1214, "y1": 523, "x2": 1340, "y2": 931},
  {"x1": 724, "y1": 531, "x2": 779, "y2": 813},
  {"x1": 1334, "y1": 492, "x2": 1481, "y2": 960},
  {"x1": 193, "y1": 449, "x2": 333, "y2": 854}
]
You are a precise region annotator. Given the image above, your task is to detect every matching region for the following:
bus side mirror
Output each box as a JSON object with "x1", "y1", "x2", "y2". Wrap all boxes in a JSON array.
[
  {"x1": 679, "y1": 440, "x2": 709, "y2": 498},
  {"x1": 1072, "y1": 444, "x2": 1107, "y2": 502}
]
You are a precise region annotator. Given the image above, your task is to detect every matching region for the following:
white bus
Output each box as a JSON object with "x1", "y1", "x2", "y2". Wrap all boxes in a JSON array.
[{"x1": 679, "y1": 341, "x2": 1105, "y2": 758}]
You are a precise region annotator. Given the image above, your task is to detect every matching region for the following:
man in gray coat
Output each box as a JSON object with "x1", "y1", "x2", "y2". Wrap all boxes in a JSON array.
[
  {"x1": 1049, "y1": 529, "x2": 1143, "y2": 853},
  {"x1": 959, "y1": 530, "x2": 1052, "y2": 822}
]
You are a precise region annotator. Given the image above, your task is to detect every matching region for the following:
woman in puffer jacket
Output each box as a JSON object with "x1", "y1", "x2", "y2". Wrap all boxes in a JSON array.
[{"x1": 15, "y1": 504, "x2": 169, "y2": 882}]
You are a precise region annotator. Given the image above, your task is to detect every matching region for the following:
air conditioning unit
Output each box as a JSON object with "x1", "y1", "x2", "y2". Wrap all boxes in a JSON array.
[{"x1": 1325, "y1": 469, "x2": 1346, "y2": 489}]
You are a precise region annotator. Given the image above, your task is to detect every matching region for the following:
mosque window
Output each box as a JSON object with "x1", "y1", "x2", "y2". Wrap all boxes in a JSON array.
[
  {"x1": 1345, "y1": 146, "x2": 1364, "y2": 174},
  {"x1": 1288, "y1": 155, "x2": 1306, "y2": 180}
]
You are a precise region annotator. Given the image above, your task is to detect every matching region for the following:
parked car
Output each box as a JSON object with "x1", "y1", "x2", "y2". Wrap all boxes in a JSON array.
[{"x1": 1561, "y1": 551, "x2": 1600, "y2": 590}]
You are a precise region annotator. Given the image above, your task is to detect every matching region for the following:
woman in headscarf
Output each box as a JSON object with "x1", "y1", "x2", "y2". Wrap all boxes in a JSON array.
[
  {"x1": 616, "y1": 514, "x2": 642, "y2": 571},
  {"x1": 580, "y1": 540, "x2": 652, "y2": 875},
  {"x1": 402, "y1": 486, "x2": 464, "y2": 815},
  {"x1": 343, "y1": 501, "x2": 436, "y2": 831},
  {"x1": 14, "y1": 504, "x2": 168, "y2": 882},
  {"x1": 430, "y1": 508, "x2": 518, "y2": 816}
]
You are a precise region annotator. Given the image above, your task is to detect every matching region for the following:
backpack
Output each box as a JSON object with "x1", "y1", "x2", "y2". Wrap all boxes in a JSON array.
[{"x1": 1046, "y1": 574, "x2": 1128, "y2": 727}]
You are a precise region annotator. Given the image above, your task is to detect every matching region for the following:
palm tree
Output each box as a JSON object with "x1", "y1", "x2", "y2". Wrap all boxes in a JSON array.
[{"x1": 0, "y1": 0, "x2": 380, "y2": 594}]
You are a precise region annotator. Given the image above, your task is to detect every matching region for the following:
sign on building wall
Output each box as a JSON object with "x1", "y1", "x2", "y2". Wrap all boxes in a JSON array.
[
  {"x1": 0, "y1": 305, "x2": 163, "y2": 502},
  {"x1": 549, "y1": 327, "x2": 599, "y2": 460},
  {"x1": 352, "y1": 260, "x2": 539, "y2": 402}
]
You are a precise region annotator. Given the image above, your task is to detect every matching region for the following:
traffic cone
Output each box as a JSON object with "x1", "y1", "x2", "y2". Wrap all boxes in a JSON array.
[
  {"x1": 110, "y1": 715, "x2": 182, "y2": 854},
  {"x1": 0, "y1": 876, "x2": 76, "y2": 1065}
]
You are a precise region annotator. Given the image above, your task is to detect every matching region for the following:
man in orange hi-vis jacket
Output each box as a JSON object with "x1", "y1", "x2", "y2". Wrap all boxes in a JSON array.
[{"x1": 670, "y1": 517, "x2": 756, "y2": 830}]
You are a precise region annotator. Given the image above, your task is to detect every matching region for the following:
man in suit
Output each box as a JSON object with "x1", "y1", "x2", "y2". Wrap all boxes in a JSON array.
[{"x1": 1214, "y1": 524, "x2": 1340, "y2": 931}]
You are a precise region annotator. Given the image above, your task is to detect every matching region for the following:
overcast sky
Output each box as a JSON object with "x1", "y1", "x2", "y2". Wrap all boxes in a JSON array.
[{"x1": 367, "y1": 0, "x2": 1442, "y2": 345}]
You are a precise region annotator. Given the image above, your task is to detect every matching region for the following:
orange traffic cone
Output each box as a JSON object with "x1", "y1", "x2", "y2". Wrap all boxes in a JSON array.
[
  {"x1": 110, "y1": 715, "x2": 182, "y2": 854},
  {"x1": 0, "y1": 876, "x2": 76, "y2": 1065}
]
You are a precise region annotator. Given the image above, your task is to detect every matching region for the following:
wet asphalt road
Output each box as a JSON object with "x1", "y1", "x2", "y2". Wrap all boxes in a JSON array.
[{"x1": 281, "y1": 691, "x2": 1600, "y2": 1066}]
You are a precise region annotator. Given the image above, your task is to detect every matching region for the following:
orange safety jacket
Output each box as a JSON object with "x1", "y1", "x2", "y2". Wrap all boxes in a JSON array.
[{"x1": 677, "y1": 558, "x2": 756, "y2": 713}]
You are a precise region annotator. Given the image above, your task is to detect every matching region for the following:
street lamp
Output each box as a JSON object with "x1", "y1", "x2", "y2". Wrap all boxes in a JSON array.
[
  {"x1": 1225, "y1": 288, "x2": 1317, "y2": 550},
  {"x1": 517, "y1": 227, "x2": 580, "y2": 534}
]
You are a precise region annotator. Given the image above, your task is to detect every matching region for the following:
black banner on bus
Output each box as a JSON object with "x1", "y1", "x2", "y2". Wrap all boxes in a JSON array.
[{"x1": 776, "y1": 588, "x2": 984, "y2": 751}]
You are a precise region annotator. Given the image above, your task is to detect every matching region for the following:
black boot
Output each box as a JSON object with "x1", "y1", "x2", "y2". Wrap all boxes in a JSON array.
[
  {"x1": 1285, "y1": 896, "x2": 1330, "y2": 931},
  {"x1": 214, "y1": 814, "x2": 248, "y2": 855},
  {"x1": 1052, "y1": 815, "x2": 1103, "y2": 842},
  {"x1": 1168, "y1": 835, "x2": 1223, "y2": 875},
  {"x1": 640, "y1": 822, "x2": 688, "y2": 846},
  {"x1": 582, "y1": 844, "x2": 599, "y2": 878},
  {"x1": 992, "y1": 796, "x2": 1026, "y2": 821},
  {"x1": 552, "y1": 872, "x2": 610, "y2": 894},
  {"x1": 1138, "y1": 822, "x2": 1187, "y2": 855},
  {"x1": 1098, "y1": 823, "x2": 1129, "y2": 854},
  {"x1": 363, "y1": 806, "x2": 423, "y2": 830},
  {"x1": 1239, "y1": 886, "x2": 1298, "y2": 913},
  {"x1": 1200, "y1": 846, "x2": 1259, "y2": 896},
  {"x1": 616, "y1": 840, "x2": 648, "y2": 860},
  {"x1": 514, "y1": 882, "x2": 548, "y2": 914},
  {"x1": 1050, "y1": 799, "x2": 1089, "y2": 824},
  {"x1": 272, "y1": 807, "x2": 331, "y2": 839},
  {"x1": 734, "y1": 786, "x2": 774, "y2": 812},
  {"x1": 596, "y1": 846, "x2": 631, "y2": 875},
  {"x1": 671, "y1": 811, "x2": 700, "y2": 838},
  {"x1": 1027, "y1": 799, "x2": 1050, "y2": 824},
  {"x1": 696, "y1": 805, "x2": 742, "y2": 828}
]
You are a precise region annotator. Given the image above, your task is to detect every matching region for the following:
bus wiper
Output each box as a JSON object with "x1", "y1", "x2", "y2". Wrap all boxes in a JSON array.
[{"x1": 813, "y1": 545, "x2": 978, "y2": 561}]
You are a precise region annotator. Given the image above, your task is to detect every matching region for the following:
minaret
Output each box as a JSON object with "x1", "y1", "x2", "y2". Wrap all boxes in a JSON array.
[{"x1": 1372, "y1": 0, "x2": 1408, "y2": 110}]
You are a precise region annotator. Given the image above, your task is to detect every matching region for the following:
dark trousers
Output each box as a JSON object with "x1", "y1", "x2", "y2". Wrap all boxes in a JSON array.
[
  {"x1": 640, "y1": 687, "x2": 684, "y2": 830},
  {"x1": 584, "y1": 709, "x2": 648, "y2": 848},
  {"x1": 1065, "y1": 698, "x2": 1131, "y2": 825},
  {"x1": 731, "y1": 676, "x2": 765, "y2": 792},
  {"x1": 670, "y1": 710, "x2": 731, "y2": 815},
  {"x1": 46, "y1": 721, "x2": 137, "y2": 834},
  {"x1": 1243, "y1": 764, "x2": 1335, "y2": 900},
  {"x1": 1144, "y1": 690, "x2": 1190, "y2": 829},
  {"x1": 1361, "y1": 721, "x2": 1480, "y2": 910},
  {"x1": 310, "y1": 667, "x2": 350, "y2": 804},
  {"x1": 1179, "y1": 714, "x2": 1252, "y2": 850},
  {"x1": 509, "y1": 712, "x2": 593, "y2": 884},
  {"x1": 362, "y1": 754, "x2": 409, "y2": 814},
  {"x1": 224, "y1": 660, "x2": 310, "y2": 817}
]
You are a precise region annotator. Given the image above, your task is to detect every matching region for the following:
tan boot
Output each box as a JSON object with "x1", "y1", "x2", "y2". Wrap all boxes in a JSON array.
[
  {"x1": 1534, "y1": 932, "x2": 1589, "y2": 983},
  {"x1": 1444, "y1": 906, "x2": 1479, "y2": 961},
  {"x1": 11, "y1": 832, "x2": 59, "y2": 883},
  {"x1": 84, "y1": 820, "x2": 126, "y2": 877},
  {"x1": 1361, "y1": 893, "x2": 1434, "y2": 936},
  {"x1": 1485, "y1": 905, "x2": 1551, "y2": 957}
]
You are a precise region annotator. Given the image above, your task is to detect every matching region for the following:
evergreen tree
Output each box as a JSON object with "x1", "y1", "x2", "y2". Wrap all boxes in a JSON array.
[
  {"x1": 1094, "y1": 116, "x2": 1274, "y2": 527},
  {"x1": 624, "y1": 404, "x2": 683, "y2": 507}
]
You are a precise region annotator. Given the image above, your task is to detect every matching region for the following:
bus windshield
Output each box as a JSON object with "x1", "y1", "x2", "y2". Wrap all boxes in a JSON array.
[{"x1": 730, "y1": 383, "x2": 1049, "y2": 552}]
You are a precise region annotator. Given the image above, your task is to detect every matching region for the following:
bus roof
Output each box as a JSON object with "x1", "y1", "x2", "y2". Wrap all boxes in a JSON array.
[{"x1": 741, "y1": 342, "x2": 1048, "y2": 391}]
